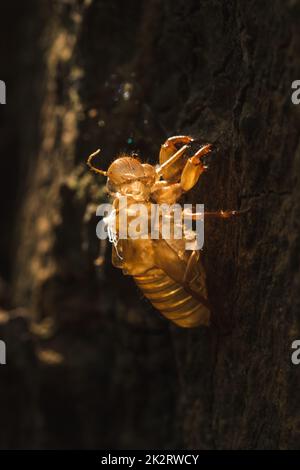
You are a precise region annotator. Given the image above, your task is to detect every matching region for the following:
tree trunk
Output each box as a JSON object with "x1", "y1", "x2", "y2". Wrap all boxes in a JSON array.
[{"x1": 0, "y1": 0, "x2": 300, "y2": 450}]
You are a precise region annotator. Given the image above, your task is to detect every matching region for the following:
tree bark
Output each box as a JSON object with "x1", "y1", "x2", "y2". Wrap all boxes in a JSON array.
[{"x1": 0, "y1": 0, "x2": 300, "y2": 450}]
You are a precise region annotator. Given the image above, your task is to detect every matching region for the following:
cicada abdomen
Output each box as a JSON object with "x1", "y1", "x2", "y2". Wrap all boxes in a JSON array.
[{"x1": 134, "y1": 267, "x2": 210, "y2": 328}]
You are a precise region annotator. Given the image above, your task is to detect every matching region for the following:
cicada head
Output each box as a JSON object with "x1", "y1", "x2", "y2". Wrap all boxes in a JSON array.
[{"x1": 107, "y1": 155, "x2": 157, "y2": 201}]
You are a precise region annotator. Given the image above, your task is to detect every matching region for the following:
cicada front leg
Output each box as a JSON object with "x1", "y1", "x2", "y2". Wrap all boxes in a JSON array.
[
  {"x1": 159, "y1": 135, "x2": 194, "y2": 182},
  {"x1": 159, "y1": 135, "x2": 194, "y2": 163},
  {"x1": 180, "y1": 144, "x2": 213, "y2": 192}
]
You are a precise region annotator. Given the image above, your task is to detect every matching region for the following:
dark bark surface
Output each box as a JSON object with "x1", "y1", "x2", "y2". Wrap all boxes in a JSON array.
[{"x1": 0, "y1": 0, "x2": 300, "y2": 449}]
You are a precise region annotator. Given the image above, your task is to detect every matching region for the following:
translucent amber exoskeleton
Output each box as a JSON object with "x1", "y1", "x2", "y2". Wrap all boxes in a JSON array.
[{"x1": 87, "y1": 136, "x2": 243, "y2": 327}]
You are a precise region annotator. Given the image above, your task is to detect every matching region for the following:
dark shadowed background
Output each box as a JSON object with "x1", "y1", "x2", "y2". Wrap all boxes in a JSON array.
[{"x1": 0, "y1": 0, "x2": 300, "y2": 450}]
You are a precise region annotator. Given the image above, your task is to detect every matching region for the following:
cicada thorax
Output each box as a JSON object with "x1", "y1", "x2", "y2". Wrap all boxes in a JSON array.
[{"x1": 134, "y1": 268, "x2": 210, "y2": 328}]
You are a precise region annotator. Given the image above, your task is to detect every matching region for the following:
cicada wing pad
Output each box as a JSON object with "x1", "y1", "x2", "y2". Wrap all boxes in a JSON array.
[{"x1": 162, "y1": 238, "x2": 208, "y2": 298}]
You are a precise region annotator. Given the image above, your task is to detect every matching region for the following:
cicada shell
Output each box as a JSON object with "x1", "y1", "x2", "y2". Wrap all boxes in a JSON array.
[{"x1": 88, "y1": 136, "x2": 242, "y2": 327}]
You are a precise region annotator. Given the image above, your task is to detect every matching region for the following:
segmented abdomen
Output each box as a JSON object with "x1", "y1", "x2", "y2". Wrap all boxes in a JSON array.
[{"x1": 134, "y1": 269, "x2": 210, "y2": 328}]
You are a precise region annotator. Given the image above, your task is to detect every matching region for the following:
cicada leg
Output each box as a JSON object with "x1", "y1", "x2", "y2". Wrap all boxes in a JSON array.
[
  {"x1": 184, "y1": 208, "x2": 250, "y2": 220},
  {"x1": 183, "y1": 250, "x2": 200, "y2": 285},
  {"x1": 158, "y1": 135, "x2": 193, "y2": 182},
  {"x1": 180, "y1": 144, "x2": 213, "y2": 192},
  {"x1": 152, "y1": 239, "x2": 210, "y2": 310},
  {"x1": 159, "y1": 135, "x2": 194, "y2": 165}
]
